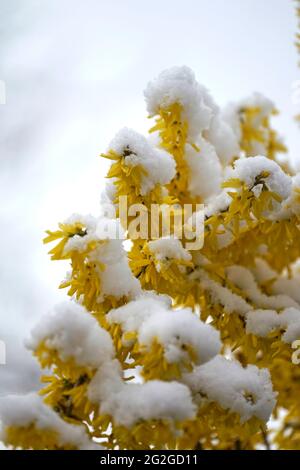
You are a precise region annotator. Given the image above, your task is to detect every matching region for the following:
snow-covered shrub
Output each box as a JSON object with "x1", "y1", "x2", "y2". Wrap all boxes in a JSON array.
[{"x1": 1, "y1": 63, "x2": 300, "y2": 450}]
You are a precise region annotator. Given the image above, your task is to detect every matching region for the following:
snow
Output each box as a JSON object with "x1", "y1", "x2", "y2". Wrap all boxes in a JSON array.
[
  {"x1": 107, "y1": 292, "x2": 172, "y2": 334},
  {"x1": 65, "y1": 224, "x2": 141, "y2": 301},
  {"x1": 226, "y1": 265, "x2": 299, "y2": 310},
  {"x1": 109, "y1": 127, "x2": 176, "y2": 195},
  {"x1": 25, "y1": 298, "x2": 202, "y2": 429},
  {"x1": 184, "y1": 209, "x2": 205, "y2": 249},
  {"x1": 252, "y1": 183, "x2": 263, "y2": 199},
  {"x1": 63, "y1": 213, "x2": 97, "y2": 230},
  {"x1": 222, "y1": 103, "x2": 242, "y2": 142},
  {"x1": 0, "y1": 393, "x2": 99, "y2": 449},
  {"x1": 62, "y1": 213, "x2": 97, "y2": 254},
  {"x1": 194, "y1": 269, "x2": 252, "y2": 316},
  {"x1": 251, "y1": 258, "x2": 277, "y2": 284},
  {"x1": 108, "y1": 293, "x2": 221, "y2": 365},
  {"x1": 230, "y1": 156, "x2": 292, "y2": 200},
  {"x1": 144, "y1": 66, "x2": 239, "y2": 165},
  {"x1": 183, "y1": 355, "x2": 276, "y2": 423},
  {"x1": 277, "y1": 173, "x2": 300, "y2": 218},
  {"x1": 98, "y1": 252, "x2": 141, "y2": 300},
  {"x1": 105, "y1": 380, "x2": 195, "y2": 427},
  {"x1": 88, "y1": 360, "x2": 196, "y2": 427},
  {"x1": 204, "y1": 114, "x2": 240, "y2": 165},
  {"x1": 239, "y1": 92, "x2": 275, "y2": 117},
  {"x1": 90, "y1": 240, "x2": 141, "y2": 301},
  {"x1": 185, "y1": 138, "x2": 222, "y2": 199},
  {"x1": 148, "y1": 237, "x2": 192, "y2": 263},
  {"x1": 290, "y1": 174, "x2": 300, "y2": 215},
  {"x1": 144, "y1": 66, "x2": 215, "y2": 140},
  {"x1": 87, "y1": 234, "x2": 122, "y2": 263},
  {"x1": 138, "y1": 308, "x2": 221, "y2": 364},
  {"x1": 222, "y1": 93, "x2": 276, "y2": 156},
  {"x1": 103, "y1": 179, "x2": 117, "y2": 204},
  {"x1": 63, "y1": 215, "x2": 125, "y2": 254},
  {"x1": 185, "y1": 209, "x2": 205, "y2": 234},
  {"x1": 272, "y1": 277, "x2": 300, "y2": 304},
  {"x1": 205, "y1": 191, "x2": 231, "y2": 217},
  {"x1": 252, "y1": 259, "x2": 300, "y2": 306},
  {"x1": 27, "y1": 302, "x2": 114, "y2": 368},
  {"x1": 246, "y1": 307, "x2": 300, "y2": 344}
]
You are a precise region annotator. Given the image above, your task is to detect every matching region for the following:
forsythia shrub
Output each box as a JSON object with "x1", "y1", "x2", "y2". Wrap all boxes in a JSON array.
[{"x1": 0, "y1": 6, "x2": 300, "y2": 451}]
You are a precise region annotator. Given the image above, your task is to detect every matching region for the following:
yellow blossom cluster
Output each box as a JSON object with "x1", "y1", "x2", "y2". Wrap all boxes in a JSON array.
[{"x1": 1, "y1": 58, "x2": 300, "y2": 451}]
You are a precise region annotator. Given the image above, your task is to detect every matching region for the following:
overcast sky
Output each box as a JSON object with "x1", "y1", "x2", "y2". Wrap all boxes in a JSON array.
[{"x1": 0, "y1": 0, "x2": 299, "y2": 395}]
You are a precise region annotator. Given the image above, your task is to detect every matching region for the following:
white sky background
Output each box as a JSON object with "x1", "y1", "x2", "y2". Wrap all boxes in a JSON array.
[{"x1": 0, "y1": 0, "x2": 299, "y2": 395}]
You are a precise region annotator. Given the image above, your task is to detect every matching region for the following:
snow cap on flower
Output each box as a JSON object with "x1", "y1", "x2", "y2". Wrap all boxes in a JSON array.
[
  {"x1": 0, "y1": 393, "x2": 100, "y2": 450},
  {"x1": 205, "y1": 114, "x2": 240, "y2": 165},
  {"x1": 109, "y1": 127, "x2": 176, "y2": 195},
  {"x1": 246, "y1": 307, "x2": 300, "y2": 344},
  {"x1": 27, "y1": 302, "x2": 114, "y2": 368},
  {"x1": 183, "y1": 356, "x2": 276, "y2": 423},
  {"x1": 88, "y1": 360, "x2": 197, "y2": 427},
  {"x1": 230, "y1": 156, "x2": 292, "y2": 200},
  {"x1": 148, "y1": 237, "x2": 191, "y2": 260},
  {"x1": 185, "y1": 137, "x2": 222, "y2": 199},
  {"x1": 144, "y1": 66, "x2": 215, "y2": 140},
  {"x1": 108, "y1": 294, "x2": 221, "y2": 366}
]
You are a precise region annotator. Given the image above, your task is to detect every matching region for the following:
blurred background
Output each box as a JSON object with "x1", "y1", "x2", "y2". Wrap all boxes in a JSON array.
[{"x1": 0, "y1": 0, "x2": 299, "y2": 395}]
